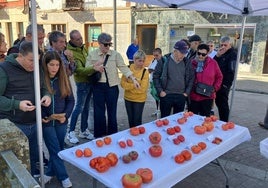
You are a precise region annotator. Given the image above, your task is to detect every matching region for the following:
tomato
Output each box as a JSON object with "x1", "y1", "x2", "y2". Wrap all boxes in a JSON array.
[
  {"x1": 119, "y1": 141, "x2": 127, "y2": 148},
  {"x1": 128, "y1": 150, "x2": 139, "y2": 161},
  {"x1": 198, "y1": 142, "x2": 207, "y2": 150},
  {"x1": 177, "y1": 135, "x2": 185, "y2": 142},
  {"x1": 96, "y1": 139, "x2": 104, "y2": 147},
  {"x1": 204, "y1": 117, "x2": 212, "y2": 122},
  {"x1": 221, "y1": 123, "x2": 229, "y2": 131},
  {"x1": 121, "y1": 173, "x2": 142, "y2": 188},
  {"x1": 210, "y1": 115, "x2": 218, "y2": 122},
  {"x1": 202, "y1": 122, "x2": 214, "y2": 132},
  {"x1": 103, "y1": 136, "x2": 112, "y2": 145},
  {"x1": 173, "y1": 125, "x2": 181, "y2": 133},
  {"x1": 83, "y1": 148, "x2": 92, "y2": 157},
  {"x1": 126, "y1": 139, "x2": 133, "y2": 147},
  {"x1": 75, "y1": 149, "x2": 83, "y2": 157},
  {"x1": 191, "y1": 145, "x2": 202, "y2": 154},
  {"x1": 149, "y1": 145, "x2": 162, "y2": 157},
  {"x1": 177, "y1": 117, "x2": 187, "y2": 124},
  {"x1": 188, "y1": 111, "x2": 194, "y2": 116},
  {"x1": 138, "y1": 126, "x2": 145, "y2": 134},
  {"x1": 173, "y1": 138, "x2": 180, "y2": 145},
  {"x1": 149, "y1": 132, "x2": 162, "y2": 144},
  {"x1": 167, "y1": 127, "x2": 175, "y2": 135},
  {"x1": 174, "y1": 153, "x2": 185, "y2": 164},
  {"x1": 181, "y1": 150, "x2": 192, "y2": 161},
  {"x1": 130, "y1": 127, "x2": 140, "y2": 136},
  {"x1": 183, "y1": 112, "x2": 190, "y2": 118},
  {"x1": 227, "y1": 121, "x2": 235, "y2": 129},
  {"x1": 194, "y1": 125, "x2": 206, "y2": 135},
  {"x1": 136, "y1": 168, "x2": 153, "y2": 183},
  {"x1": 122, "y1": 154, "x2": 132, "y2": 163},
  {"x1": 155, "y1": 119, "x2": 163, "y2": 127},
  {"x1": 162, "y1": 118, "x2": 169, "y2": 125},
  {"x1": 94, "y1": 157, "x2": 111, "y2": 173},
  {"x1": 106, "y1": 152, "x2": 118, "y2": 166}
]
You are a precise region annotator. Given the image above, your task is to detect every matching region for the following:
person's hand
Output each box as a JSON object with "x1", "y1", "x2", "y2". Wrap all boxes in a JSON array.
[
  {"x1": 58, "y1": 116, "x2": 66, "y2": 123},
  {"x1": 159, "y1": 91, "x2": 166, "y2": 97},
  {"x1": 42, "y1": 117, "x2": 50, "y2": 123},
  {"x1": 183, "y1": 93, "x2": 188, "y2": 97},
  {"x1": 64, "y1": 49, "x2": 74, "y2": 62},
  {"x1": 133, "y1": 79, "x2": 141, "y2": 89},
  {"x1": 41, "y1": 96, "x2": 51, "y2": 107},
  {"x1": 93, "y1": 57, "x2": 105, "y2": 72},
  {"x1": 216, "y1": 47, "x2": 227, "y2": 57},
  {"x1": 20, "y1": 100, "x2": 36, "y2": 112}
]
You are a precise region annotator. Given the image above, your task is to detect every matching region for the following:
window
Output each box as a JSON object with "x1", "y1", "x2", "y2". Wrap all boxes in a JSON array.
[{"x1": 51, "y1": 24, "x2": 66, "y2": 34}]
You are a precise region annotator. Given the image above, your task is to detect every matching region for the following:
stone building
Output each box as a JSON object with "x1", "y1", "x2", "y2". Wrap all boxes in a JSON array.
[{"x1": 0, "y1": 1, "x2": 268, "y2": 74}]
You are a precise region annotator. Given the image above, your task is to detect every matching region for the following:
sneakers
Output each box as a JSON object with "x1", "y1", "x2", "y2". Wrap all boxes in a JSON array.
[
  {"x1": 39, "y1": 175, "x2": 52, "y2": 184},
  {"x1": 67, "y1": 131, "x2": 79, "y2": 144},
  {"x1": 258, "y1": 122, "x2": 268, "y2": 129},
  {"x1": 79, "y1": 129, "x2": 95, "y2": 140},
  {"x1": 62, "y1": 178, "x2": 72, "y2": 188},
  {"x1": 33, "y1": 169, "x2": 40, "y2": 178}
]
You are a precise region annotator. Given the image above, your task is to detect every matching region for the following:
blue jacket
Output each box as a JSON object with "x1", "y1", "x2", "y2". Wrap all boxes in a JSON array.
[
  {"x1": 42, "y1": 77, "x2": 74, "y2": 126},
  {"x1": 126, "y1": 43, "x2": 139, "y2": 61}
]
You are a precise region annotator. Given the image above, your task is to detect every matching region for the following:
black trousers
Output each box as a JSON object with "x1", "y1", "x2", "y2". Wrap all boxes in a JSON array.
[
  {"x1": 189, "y1": 99, "x2": 213, "y2": 117},
  {"x1": 160, "y1": 93, "x2": 186, "y2": 118},
  {"x1": 215, "y1": 86, "x2": 230, "y2": 122},
  {"x1": 124, "y1": 99, "x2": 145, "y2": 128}
]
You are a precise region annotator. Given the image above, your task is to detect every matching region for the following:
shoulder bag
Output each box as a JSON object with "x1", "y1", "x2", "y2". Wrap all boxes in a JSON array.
[{"x1": 88, "y1": 55, "x2": 110, "y2": 84}]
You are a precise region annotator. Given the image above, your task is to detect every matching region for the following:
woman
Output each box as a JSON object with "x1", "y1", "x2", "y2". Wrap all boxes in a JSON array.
[
  {"x1": 121, "y1": 50, "x2": 149, "y2": 127},
  {"x1": 189, "y1": 44, "x2": 223, "y2": 117},
  {"x1": 41, "y1": 51, "x2": 74, "y2": 188},
  {"x1": 0, "y1": 32, "x2": 7, "y2": 62}
]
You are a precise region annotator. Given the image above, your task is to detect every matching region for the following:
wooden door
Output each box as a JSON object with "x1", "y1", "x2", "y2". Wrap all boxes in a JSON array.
[{"x1": 136, "y1": 25, "x2": 157, "y2": 67}]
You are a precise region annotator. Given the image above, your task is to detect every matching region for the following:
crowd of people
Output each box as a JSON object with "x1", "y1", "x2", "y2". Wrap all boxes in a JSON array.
[{"x1": 0, "y1": 25, "x2": 255, "y2": 187}]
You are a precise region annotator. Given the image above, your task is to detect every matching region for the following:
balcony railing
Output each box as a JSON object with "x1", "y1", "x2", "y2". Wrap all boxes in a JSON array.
[{"x1": 63, "y1": 0, "x2": 84, "y2": 11}]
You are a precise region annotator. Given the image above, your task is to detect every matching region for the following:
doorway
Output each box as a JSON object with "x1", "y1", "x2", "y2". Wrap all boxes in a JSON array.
[
  {"x1": 136, "y1": 25, "x2": 157, "y2": 67},
  {"x1": 263, "y1": 34, "x2": 268, "y2": 74},
  {"x1": 85, "y1": 24, "x2": 101, "y2": 51}
]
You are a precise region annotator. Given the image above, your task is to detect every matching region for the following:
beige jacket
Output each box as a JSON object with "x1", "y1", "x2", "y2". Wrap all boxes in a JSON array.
[{"x1": 86, "y1": 48, "x2": 132, "y2": 87}]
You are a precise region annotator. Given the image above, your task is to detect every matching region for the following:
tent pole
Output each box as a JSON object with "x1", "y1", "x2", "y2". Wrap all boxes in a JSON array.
[
  {"x1": 30, "y1": 0, "x2": 45, "y2": 187},
  {"x1": 113, "y1": 0, "x2": 117, "y2": 50},
  {"x1": 229, "y1": 15, "x2": 247, "y2": 120}
]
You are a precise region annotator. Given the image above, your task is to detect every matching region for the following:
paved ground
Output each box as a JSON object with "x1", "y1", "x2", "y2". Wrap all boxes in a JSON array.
[{"x1": 43, "y1": 71, "x2": 268, "y2": 188}]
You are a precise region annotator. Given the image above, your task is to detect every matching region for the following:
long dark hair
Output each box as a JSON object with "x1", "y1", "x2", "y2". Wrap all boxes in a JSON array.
[{"x1": 42, "y1": 51, "x2": 72, "y2": 98}]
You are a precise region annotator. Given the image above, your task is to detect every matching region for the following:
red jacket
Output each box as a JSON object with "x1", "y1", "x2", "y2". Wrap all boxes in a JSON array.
[{"x1": 190, "y1": 57, "x2": 223, "y2": 101}]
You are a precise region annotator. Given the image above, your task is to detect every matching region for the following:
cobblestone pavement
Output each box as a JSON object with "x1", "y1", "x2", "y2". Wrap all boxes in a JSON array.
[{"x1": 43, "y1": 72, "x2": 268, "y2": 188}]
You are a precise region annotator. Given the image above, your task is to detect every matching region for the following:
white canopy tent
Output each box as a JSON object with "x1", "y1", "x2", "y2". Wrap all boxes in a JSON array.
[{"x1": 125, "y1": 0, "x2": 268, "y2": 119}]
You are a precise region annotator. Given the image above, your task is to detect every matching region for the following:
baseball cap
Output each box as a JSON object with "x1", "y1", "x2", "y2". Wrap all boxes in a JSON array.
[
  {"x1": 188, "y1": 34, "x2": 202, "y2": 42},
  {"x1": 174, "y1": 41, "x2": 188, "y2": 54}
]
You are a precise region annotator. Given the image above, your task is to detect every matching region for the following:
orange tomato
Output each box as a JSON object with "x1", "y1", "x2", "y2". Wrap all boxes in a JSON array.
[
  {"x1": 136, "y1": 168, "x2": 153, "y2": 183},
  {"x1": 174, "y1": 153, "x2": 185, "y2": 164},
  {"x1": 75, "y1": 149, "x2": 83, "y2": 157},
  {"x1": 198, "y1": 142, "x2": 207, "y2": 150},
  {"x1": 149, "y1": 145, "x2": 162, "y2": 157},
  {"x1": 191, "y1": 145, "x2": 202, "y2": 154},
  {"x1": 96, "y1": 139, "x2": 104, "y2": 147},
  {"x1": 106, "y1": 152, "x2": 118, "y2": 167},
  {"x1": 83, "y1": 148, "x2": 92, "y2": 157},
  {"x1": 130, "y1": 127, "x2": 140, "y2": 136},
  {"x1": 149, "y1": 132, "x2": 162, "y2": 144},
  {"x1": 181, "y1": 150, "x2": 192, "y2": 161},
  {"x1": 103, "y1": 136, "x2": 112, "y2": 145},
  {"x1": 194, "y1": 125, "x2": 206, "y2": 135}
]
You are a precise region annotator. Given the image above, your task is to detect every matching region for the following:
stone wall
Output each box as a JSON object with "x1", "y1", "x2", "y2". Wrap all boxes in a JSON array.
[{"x1": 0, "y1": 119, "x2": 30, "y2": 187}]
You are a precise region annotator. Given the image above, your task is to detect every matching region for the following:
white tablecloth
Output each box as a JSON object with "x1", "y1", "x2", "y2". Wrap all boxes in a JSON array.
[
  {"x1": 59, "y1": 113, "x2": 251, "y2": 188},
  {"x1": 260, "y1": 138, "x2": 268, "y2": 159}
]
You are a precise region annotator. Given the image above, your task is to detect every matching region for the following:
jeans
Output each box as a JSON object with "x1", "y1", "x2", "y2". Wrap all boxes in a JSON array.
[
  {"x1": 42, "y1": 124, "x2": 68, "y2": 181},
  {"x1": 189, "y1": 99, "x2": 213, "y2": 117},
  {"x1": 69, "y1": 82, "x2": 93, "y2": 133},
  {"x1": 125, "y1": 99, "x2": 145, "y2": 128},
  {"x1": 93, "y1": 83, "x2": 119, "y2": 138},
  {"x1": 215, "y1": 86, "x2": 230, "y2": 122},
  {"x1": 160, "y1": 94, "x2": 186, "y2": 118},
  {"x1": 15, "y1": 123, "x2": 39, "y2": 176}
]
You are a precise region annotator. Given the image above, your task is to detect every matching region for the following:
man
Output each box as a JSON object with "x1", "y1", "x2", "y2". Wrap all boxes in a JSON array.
[
  {"x1": 186, "y1": 34, "x2": 202, "y2": 61},
  {"x1": 66, "y1": 30, "x2": 95, "y2": 144},
  {"x1": 214, "y1": 36, "x2": 237, "y2": 122},
  {"x1": 0, "y1": 42, "x2": 51, "y2": 177},
  {"x1": 86, "y1": 32, "x2": 139, "y2": 138},
  {"x1": 126, "y1": 38, "x2": 139, "y2": 65},
  {"x1": 207, "y1": 40, "x2": 217, "y2": 58},
  {"x1": 13, "y1": 33, "x2": 24, "y2": 45},
  {"x1": 7, "y1": 24, "x2": 45, "y2": 56},
  {"x1": 48, "y1": 31, "x2": 76, "y2": 76},
  {"x1": 153, "y1": 40, "x2": 195, "y2": 118}
]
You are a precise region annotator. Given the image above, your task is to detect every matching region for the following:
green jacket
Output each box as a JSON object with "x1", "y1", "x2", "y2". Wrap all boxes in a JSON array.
[{"x1": 67, "y1": 42, "x2": 95, "y2": 83}]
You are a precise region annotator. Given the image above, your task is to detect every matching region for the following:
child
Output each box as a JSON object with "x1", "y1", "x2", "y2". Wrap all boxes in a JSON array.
[
  {"x1": 40, "y1": 51, "x2": 74, "y2": 188},
  {"x1": 121, "y1": 50, "x2": 149, "y2": 127}
]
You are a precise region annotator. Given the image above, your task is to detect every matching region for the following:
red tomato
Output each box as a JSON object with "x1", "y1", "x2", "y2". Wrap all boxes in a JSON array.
[
  {"x1": 177, "y1": 135, "x2": 185, "y2": 142},
  {"x1": 149, "y1": 145, "x2": 162, "y2": 157},
  {"x1": 126, "y1": 139, "x2": 133, "y2": 147},
  {"x1": 174, "y1": 153, "x2": 185, "y2": 164},
  {"x1": 138, "y1": 126, "x2": 146, "y2": 134},
  {"x1": 173, "y1": 125, "x2": 181, "y2": 133},
  {"x1": 167, "y1": 127, "x2": 175, "y2": 135},
  {"x1": 119, "y1": 141, "x2": 127, "y2": 148}
]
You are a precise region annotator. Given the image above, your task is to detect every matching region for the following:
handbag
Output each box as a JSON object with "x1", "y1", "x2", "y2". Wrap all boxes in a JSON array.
[
  {"x1": 88, "y1": 55, "x2": 110, "y2": 84},
  {"x1": 195, "y1": 82, "x2": 214, "y2": 97}
]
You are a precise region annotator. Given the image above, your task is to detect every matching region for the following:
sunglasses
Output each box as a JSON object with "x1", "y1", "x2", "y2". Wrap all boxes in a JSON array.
[
  {"x1": 102, "y1": 43, "x2": 112, "y2": 47},
  {"x1": 197, "y1": 52, "x2": 207, "y2": 57}
]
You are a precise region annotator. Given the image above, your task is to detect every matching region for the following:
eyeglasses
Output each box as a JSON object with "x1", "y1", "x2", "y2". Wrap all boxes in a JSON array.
[
  {"x1": 102, "y1": 43, "x2": 112, "y2": 47},
  {"x1": 197, "y1": 52, "x2": 207, "y2": 57}
]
